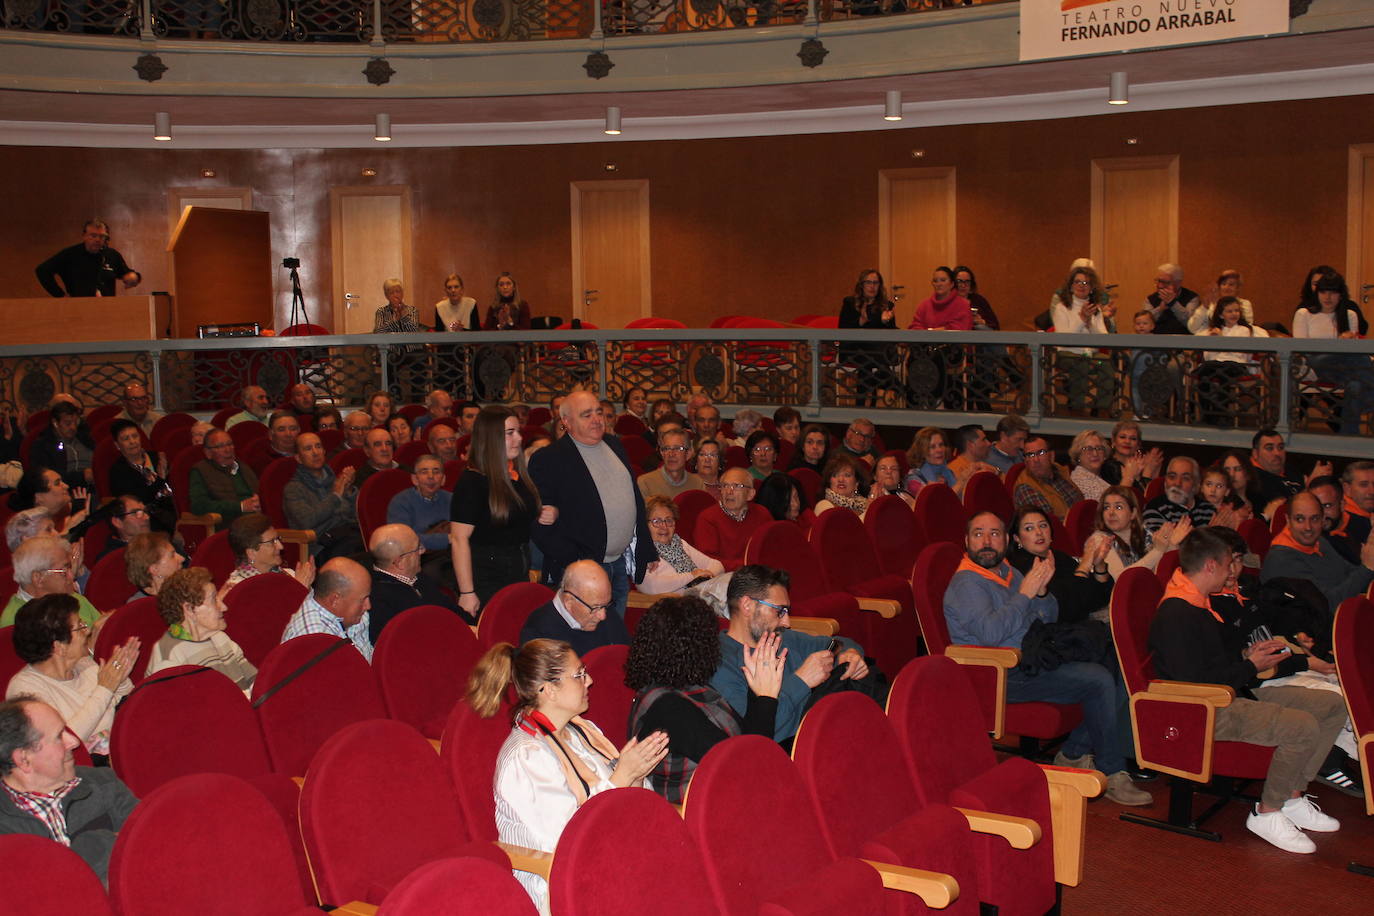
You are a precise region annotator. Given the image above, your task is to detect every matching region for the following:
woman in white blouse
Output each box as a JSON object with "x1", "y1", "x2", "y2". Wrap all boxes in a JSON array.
[
  {"x1": 470, "y1": 639, "x2": 669, "y2": 913},
  {"x1": 1050, "y1": 266, "x2": 1116, "y2": 414},
  {"x1": 1195, "y1": 295, "x2": 1270, "y2": 423},
  {"x1": 1191, "y1": 269, "x2": 1255, "y2": 332},
  {"x1": 434, "y1": 273, "x2": 478, "y2": 331},
  {"x1": 1293, "y1": 272, "x2": 1373, "y2": 435}
]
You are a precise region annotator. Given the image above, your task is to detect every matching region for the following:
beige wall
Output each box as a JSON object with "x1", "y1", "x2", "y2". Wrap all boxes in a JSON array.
[{"x1": 3, "y1": 94, "x2": 1367, "y2": 334}]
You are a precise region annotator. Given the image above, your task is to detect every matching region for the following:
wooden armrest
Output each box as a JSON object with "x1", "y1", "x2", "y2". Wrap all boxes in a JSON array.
[
  {"x1": 859, "y1": 859, "x2": 959, "y2": 909},
  {"x1": 277, "y1": 528, "x2": 317, "y2": 545},
  {"x1": 625, "y1": 591, "x2": 658, "y2": 609},
  {"x1": 428, "y1": 738, "x2": 441, "y2": 754},
  {"x1": 953, "y1": 807, "x2": 1040, "y2": 849},
  {"x1": 1038, "y1": 766, "x2": 1105, "y2": 888},
  {"x1": 332, "y1": 902, "x2": 378, "y2": 916},
  {"x1": 855, "y1": 597, "x2": 900, "y2": 618},
  {"x1": 1360, "y1": 733, "x2": 1373, "y2": 818},
  {"x1": 790, "y1": 616, "x2": 839, "y2": 637},
  {"x1": 291, "y1": 775, "x2": 305, "y2": 788},
  {"x1": 178, "y1": 511, "x2": 221, "y2": 529},
  {"x1": 497, "y1": 841, "x2": 552, "y2": 880},
  {"x1": 469, "y1": 624, "x2": 480, "y2": 637},
  {"x1": 1147, "y1": 680, "x2": 1234, "y2": 706},
  {"x1": 945, "y1": 645, "x2": 1020, "y2": 668}
]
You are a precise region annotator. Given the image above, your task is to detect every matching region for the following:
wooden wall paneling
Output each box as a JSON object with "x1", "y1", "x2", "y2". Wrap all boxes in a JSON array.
[
  {"x1": 1089, "y1": 156, "x2": 1179, "y2": 310},
  {"x1": 570, "y1": 180, "x2": 651, "y2": 328},
  {"x1": 329, "y1": 186, "x2": 412, "y2": 335},
  {"x1": 1347, "y1": 143, "x2": 1374, "y2": 311},
  {"x1": 878, "y1": 167, "x2": 957, "y2": 318}
]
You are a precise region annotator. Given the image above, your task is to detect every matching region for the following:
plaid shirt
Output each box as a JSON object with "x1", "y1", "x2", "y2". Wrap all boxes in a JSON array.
[
  {"x1": 281, "y1": 591, "x2": 373, "y2": 662},
  {"x1": 2, "y1": 777, "x2": 81, "y2": 845}
]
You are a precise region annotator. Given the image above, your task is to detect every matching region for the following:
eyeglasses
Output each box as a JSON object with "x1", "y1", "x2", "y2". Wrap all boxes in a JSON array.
[
  {"x1": 70, "y1": 621, "x2": 91, "y2": 634},
  {"x1": 720, "y1": 482, "x2": 750, "y2": 491},
  {"x1": 751, "y1": 445, "x2": 775, "y2": 454},
  {"x1": 660, "y1": 445, "x2": 688, "y2": 453},
  {"x1": 1025, "y1": 448, "x2": 1052, "y2": 459},
  {"x1": 1071, "y1": 279, "x2": 1092, "y2": 287},
  {"x1": 397, "y1": 545, "x2": 426, "y2": 558},
  {"x1": 564, "y1": 589, "x2": 610, "y2": 615},
  {"x1": 648, "y1": 517, "x2": 676, "y2": 527},
  {"x1": 753, "y1": 597, "x2": 790, "y2": 616},
  {"x1": 255, "y1": 536, "x2": 283, "y2": 547},
  {"x1": 347, "y1": 424, "x2": 371, "y2": 432},
  {"x1": 554, "y1": 667, "x2": 589, "y2": 683},
  {"x1": 117, "y1": 507, "x2": 149, "y2": 518},
  {"x1": 1080, "y1": 445, "x2": 1106, "y2": 454},
  {"x1": 849, "y1": 430, "x2": 874, "y2": 440}
]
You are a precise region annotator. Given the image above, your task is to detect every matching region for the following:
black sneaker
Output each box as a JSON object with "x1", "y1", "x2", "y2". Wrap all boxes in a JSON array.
[{"x1": 1316, "y1": 762, "x2": 1365, "y2": 798}]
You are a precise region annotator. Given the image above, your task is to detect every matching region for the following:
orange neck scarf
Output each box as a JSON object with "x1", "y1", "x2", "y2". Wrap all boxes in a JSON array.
[
  {"x1": 1271, "y1": 526, "x2": 1321, "y2": 556},
  {"x1": 957, "y1": 555, "x2": 1012, "y2": 589},
  {"x1": 1163, "y1": 568, "x2": 1222, "y2": 623},
  {"x1": 1332, "y1": 495, "x2": 1370, "y2": 538}
]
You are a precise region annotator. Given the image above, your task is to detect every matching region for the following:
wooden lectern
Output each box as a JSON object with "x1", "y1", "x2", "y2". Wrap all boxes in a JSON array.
[
  {"x1": 168, "y1": 206, "x2": 273, "y2": 338},
  {"x1": 0, "y1": 295, "x2": 172, "y2": 343}
]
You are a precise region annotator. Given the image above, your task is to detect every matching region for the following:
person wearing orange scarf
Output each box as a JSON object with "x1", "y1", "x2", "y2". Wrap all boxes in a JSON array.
[
  {"x1": 1260, "y1": 492, "x2": 1374, "y2": 629},
  {"x1": 944, "y1": 511, "x2": 1151, "y2": 806},
  {"x1": 1329, "y1": 460, "x2": 1374, "y2": 563},
  {"x1": 1148, "y1": 526, "x2": 1348, "y2": 854}
]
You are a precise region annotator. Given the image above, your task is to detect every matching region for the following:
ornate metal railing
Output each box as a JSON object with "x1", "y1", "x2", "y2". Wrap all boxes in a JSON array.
[
  {"x1": 0, "y1": 328, "x2": 1369, "y2": 452},
  {"x1": 0, "y1": 0, "x2": 1003, "y2": 41}
]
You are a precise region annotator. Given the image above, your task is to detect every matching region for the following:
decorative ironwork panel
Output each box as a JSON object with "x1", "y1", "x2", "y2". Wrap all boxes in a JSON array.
[
  {"x1": 1195, "y1": 355, "x2": 1278, "y2": 430},
  {"x1": 217, "y1": 0, "x2": 367, "y2": 41},
  {"x1": 381, "y1": 0, "x2": 585, "y2": 42},
  {"x1": 0, "y1": 351, "x2": 151, "y2": 415},
  {"x1": 2, "y1": 0, "x2": 143, "y2": 35},
  {"x1": 725, "y1": 338, "x2": 810, "y2": 406},
  {"x1": 1289, "y1": 350, "x2": 1374, "y2": 435},
  {"x1": 520, "y1": 339, "x2": 602, "y2": 405},
  {"x1": 604, "y1": 338, "x2": 691, "y2": 405}
]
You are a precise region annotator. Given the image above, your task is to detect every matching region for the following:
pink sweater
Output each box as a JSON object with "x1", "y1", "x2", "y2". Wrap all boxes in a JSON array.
[{"x1": 909, "y1": 293, "x2": 972, "y2": 331}]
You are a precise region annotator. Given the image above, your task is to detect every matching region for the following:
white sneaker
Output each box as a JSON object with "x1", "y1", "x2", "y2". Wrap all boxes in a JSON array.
[
  {"x1": 1281, "y1": 795, "x2": 1340, "y2": 833},
  {"x1": 1246, "y1": 807, "x2": 1316, "y2": 854}
]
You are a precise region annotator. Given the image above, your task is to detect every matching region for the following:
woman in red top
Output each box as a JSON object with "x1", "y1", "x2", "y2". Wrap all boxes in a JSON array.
[{"x1": 908, "y1": 266, "x2": 972, "y2": 331}]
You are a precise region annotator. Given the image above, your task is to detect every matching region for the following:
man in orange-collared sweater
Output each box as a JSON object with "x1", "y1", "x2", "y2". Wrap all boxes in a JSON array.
[
  {"x1": 1329, "y1": 461, "x2": 1374, "y2": 565},
  {"x1": 1260, "y1": 491, "x2": 1374, "y2": 627}
]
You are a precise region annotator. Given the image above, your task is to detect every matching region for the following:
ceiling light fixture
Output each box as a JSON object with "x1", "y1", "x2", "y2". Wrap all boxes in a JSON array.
[
  {"x1": 374, "y1": 114, "x2": 392, "y2": 142},
  {"x1": 604, "y1": 106, "x2": 622, "y2": 136},
  {"x1": 884, "y1": 90, "x2": 903, "y2": 121},
  {"x1": 1108, "y1": 72, "x2": 1129, "y2": 106},
  {"x1": 153, "y1": 112, "x2": 171, "y2": 141}
]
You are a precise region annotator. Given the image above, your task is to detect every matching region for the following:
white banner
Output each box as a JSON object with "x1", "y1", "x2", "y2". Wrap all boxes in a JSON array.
[{"x1": 1019, "y1": 0, "x2": 1291, "y2": 62}]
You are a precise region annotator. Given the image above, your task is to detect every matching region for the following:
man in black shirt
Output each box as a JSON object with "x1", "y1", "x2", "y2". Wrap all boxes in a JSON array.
[
  {"x1": 1247, "y1": 428, "x2": 1328, "y2": 520},
  {"x1": 34, "y1": 219, "x2": 140, "y2": 298},
  {"x1": 519, "y1": 560, "x2": 629, "y2": 655}
]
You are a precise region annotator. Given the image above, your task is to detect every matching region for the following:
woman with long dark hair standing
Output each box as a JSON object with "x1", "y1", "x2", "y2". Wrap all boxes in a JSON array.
[
  {"x1": 838, "y1": 268, "x2": 896, "y2": 406},
  {"x1": 450, "y1": 405, "x2": 556, "y2": 618}
]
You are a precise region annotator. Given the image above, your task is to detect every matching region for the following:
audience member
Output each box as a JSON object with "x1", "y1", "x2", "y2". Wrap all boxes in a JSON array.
[
  {"x1": 435, "y1": 275, "x2": 477, "y2": 331},
  {"x1": 413, "y1": 388, "x2": 454, "y2": 430},
  {"x1": 30, "y1": 402, "x2": 94, "y2": 492},
  {"x1": 106, "y1": 421, "x2": 174, "y2": 534},
  {"x1": 1068, "y1": 429, "x2": 1112, "y2": 502},
  {"x1": 4, "y1": 508, "x2": 56, "y2": 555},
  {"x1": 836, "y1": 418, "x2": 879, "y2": 465},
  {"x1": 1100, "y1": 420, "x2": 1162, "y2": 487},
  {"x1": 342, "y1": 411, "x2": 374, "y2": 450},
  {"x1": 955, "y1": 265, "x2": 1001, "y2": 329},
  {"x1": 386, "y1": 454, "x2": 452, "y2": 565},
  {"x1": 188, "y1": 421, "x2": 214, "y2": 448},
  {"x1": 1143, "y1": 262, "x2": 1201, "y2": 335},
  {"x1": 1007, "y1": 506, "x2": 1113, "y2": 625},
  {"x1": 839, "y1": 268, "x2": 898, "y2": 406},
  {"x1": 743, "y1": 429, "x2": 780, "y2": 481},
  {"x1": 871, "y1": 454, "x2": 915, "y2": 508},
  {"x1": 637, "y1": 427, "x2": 703, "y2": 501},
  {"x1": 145, "y1": 567, "x2": 255, "y2": 690},
  {"x1": 772, "y1": 406, "x2": 801, "y2": 445},
  {"x1": 0, "y1": 698, "x2": 138, "y2": 884},
  {"x1": 1294, "y1": 272, "x2": 1374, "y2": 435},
  {"x1": 188, "y1": 429, "x2": 259, "y2": 521},
  {"x1": 3, "y1": 538, "x2": 101, "y2": 629},
  {"x1": 690, "y1": 403, "x2": 731, "y2": 450},
  {"x1": 124, "y1": 532, "x2": 184, "y2": 600},
  {"x1": 314, "y1": 408, "x2": 341, "y2": 435},
  {"x1": 528, "y1": 391, "x2": 657, "y2": 619},
  {"x1": 694, "y1": 438, "x2": 724, "y2": 499},
  {"x1": 427, "y1": 421, "x2": 461, "y2": 463},
  {"x1": 947, "y1": 423, "x2": 996, "y2": 492},
  {"x1": 264, "y1": 411, "x2": 300, "y2": 460},
  {"x1": 815, "y1": 452, "x2": 871, "y2": 518},
  {"x1": 1248, "y1": 429, "x2": 1319, "y2": 520},
  {"x1": 282, "y1": 432, "x2": 360, "y2": 561},
  {"x1": 224, "y1": 386, "x2": 269, "y2": 429},
  {"x1": 710, "y1": 565, "x2": 867, "y2": 745},
  {"x1": 1011, "y1": 436, "x2": 1083, "y2": 522},
  {"x1": 695, "y1": 467, "x2": 771, "y2": 570},
  {"x1": 387, "y1": 414, "x2": 413, "y2": 448},
  {"x1": 519, "y1": 560, "x2": 631, "y2": 654},
  {"x1": 367, "y1": 524, "x2": 464, "y2": 641},
  {"x1": 621, "y1": 387, "x2": 649, "y2": 424},
  {"x1": 639, "y1": 497, "x2": 725, "y2": 596},
  {"x1": 1094, "y1": 486, "x2": 1190, "y2": 579},
  {"x1": 471, "y1": 637, "x2": 666, "y2": 912},
  {"x1": 908, "y1": 266, "x2": 972, "y2": 330},
  {"x1": 1050, "y1": 265, "x2": 1115, "y2": 414},
  {"x1": 353, "y1": 427, "x2": 407, "y2": 488},
  {"x1": 787, "y1": 423, "x2": 828, "y2": 475},
  {"x1": 6, "y1": 594, "x2": 137, "y2": 756},
  {"x1": 483, "y1": 273, "x2": 531, "y2": 330},
  {"x1": 1148, "y1": 526, "x2": 1346, "y2": 854},
  {"x1": 944, "y1": 512, "x2": 1149, "y2": 805},
  {"x1": 286, "y1": 383, "x2": 316, "y2": 429},
  {"x1": 115, "y1": 381, "x2": 163, "y2": 437},
  {"x1": 627, "y1": 596, "x2": 783, "y2": 802},
  {"x1": 221, "y1": 513, "x2": 315, "y2": 595},
  {"x1": 985, "y1": 414, "x2": 1029, "y2": 476},
  {"x1": 903, "y1": 426, "x2": 955, "y2": 490},
  {"x1": 450, "y1": 406, "x2": 551, "y2": 616},
  {"x1": 1142, "y1": 456, "x2": 1218, "y2": 535},
  {"x1": 8, "y1": 469, "x2": 87, "y2": 539},
  {"x1": 1330, "y1": 460, "x2": 1374, "y2": 564},
  {"x1": 281, "y1": 557, "x2": 374, "y2": 662},
  {"x1": 1260, "y1": 491, "x2": 1374, "y2": 626}
]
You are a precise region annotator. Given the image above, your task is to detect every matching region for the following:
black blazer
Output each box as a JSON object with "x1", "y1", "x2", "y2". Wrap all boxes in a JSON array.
[
  {"x1": 528, "y1": 433, "x2": 658, "y2": 582},
  {"x1": 519, "y1": 599, "x2": 630, "y2": 654}
]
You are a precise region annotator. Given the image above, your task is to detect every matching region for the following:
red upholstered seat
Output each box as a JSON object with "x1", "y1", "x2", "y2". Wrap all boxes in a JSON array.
[
  {"x1": 396, "y1": 439, "x2": 431, "y2": 467},
  {"x1": 329, "y1": 447, "x2": 368, "y2": 476},
  {"x1": 149, "y1": 412, "x2": 196, "y2": 452},
  {"x1": 478, "y1": 581, "x2": 554, "y2": 648},
  {"x1": 1236, "y1": 517, "x2": 1272, "y2": 562},
  {"x1": 614, "y1": 414, "x2": 647, "y2": 435},
  {"x1": 549, "y1": 787, "x2": 718, "y2": 916},
  {"x1": 189, "y1": 529, "x2": 236, "y2": 587},
  {"x1": 374, "y1": 605, "x2": 482, "y2": 739},
  {"x1": 745, "y1": 520, "x2": 872, "y2": 646},
  {"x1": 252, "y1": 634, "x2": 387, "y2": 776},
  {"x1": 887, "y1": 657, "x2": 1057, "y2": 916},
  {"x1": 1061, "y1": 498, "x2": 1098, "y2": 556},
  {"x1": 1333, "y1": 597, "x2": 1374, "y2": 817},
  {"x1": 810, "y1": 506, "x2": 920, "y2": 678},
  {"x1": 911, "y1": 542, "x2": 1084, "y2": 743},
  {"x1": 357, "y1": 467, "x2": 413, "y2": 546},
  {"x1": 0, "y1": 833, "x2": 113, "y2": 916},
  {"x1": 299, "y1": 719, "x2": 507, "y2": 907},
  {"x1": 211, "y1": 406, "x2": 239, "y2": 428},
  {"x1": 168, "y1": 444, "x2": 214, "y2": 551},
  {"x1": 378, "y1": 856, "x2": 538, "y2": 916},
  {"x1": 108, "y1": 773, "x2": 318, "y2": 915},
  {"x1": 1153, "y1": 548, "x2": 1181, "y2": 586},
  {"x1": 683, "y1": 735, "x2": 888, "y2": 916},
  {"x1": 913, "y1": 482, "x2": 966, "y2": 546},
  {"x1": 619, "y1": 434, "x2": 654, "y2": 469},
  {"x1": 84, "y1": 546, "x2": 136, "y2": 613},
  {"x1": 1110, "y1": 567, "x2": 1274, "y2": 838},
  {"x1": 581, "y1": 643, "x2": 632, "y2": 747},
  {"x1": 223, "y1": 571, "x2": 309, "y2": 667},
  {"x1": 257, "y1": 456, "x2": 301, "y2": 531},
  {"x1": 92, "y1": 597, "x2": 163, "y2": 686},
  {"x1": 440, "y1": 698, "x2": 513, "y2": 842},
  {"x1": 788, "y1": 467, "x2": 822, "y2": 507},
  {"x1": 1002, "y1": 463, "x2": 1025, "y2": 501},
  {"x1": 0, "y1": 625, "x2": 25, "y2": 687},
  {"x1": 791, "y1": 692, "x2": 983, "y2": 914},
  {"x1": 228, "y1": 419, "x2": 268, "y2": 451},
  {"x1": 962, "y1": 470, "x2": 1014, "y2": 523},
  {"x1": 673, "y1": 489, "x2": 717, "y2": 547},
  {"x1": 864, "y1": 494, "x2": 926, "y2": 578}
]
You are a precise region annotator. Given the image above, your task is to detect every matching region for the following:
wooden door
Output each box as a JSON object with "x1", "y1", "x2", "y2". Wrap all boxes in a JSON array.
[
  {"x1": 330, "y1": 187, "x2": 412, "y2": 334},
  {"x1": 878, "y1": 167, "x2": 957, "y2": 315},
  {"x1": 1090, "y1": 156, "x2": 1180, "y2": 306},
  {"x1": 570, "y1": 180, "x2": 651, "y2": 328},
  {"x1": 1347, "y1": 143, "x2": 1374, "y2": 311}
]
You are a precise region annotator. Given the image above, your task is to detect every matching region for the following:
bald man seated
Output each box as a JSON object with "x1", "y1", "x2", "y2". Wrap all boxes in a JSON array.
[
  {"x1": 366, "y1": 523, "x2": 467, "y2": 643},
  {"x1": 280, "y1": 557, "x2": 375, "y2": 662},
  {"x1": 517, "y1": 560, "x2": 629, "y2": 655}
]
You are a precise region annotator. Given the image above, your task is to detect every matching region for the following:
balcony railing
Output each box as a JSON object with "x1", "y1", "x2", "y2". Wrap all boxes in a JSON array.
[
  {"x1": 0, "y1": 0, "x2": 1005, "y2": 42},
  {"x1": 2, "y1": 328, "x2": 1369, "y2": 455}
]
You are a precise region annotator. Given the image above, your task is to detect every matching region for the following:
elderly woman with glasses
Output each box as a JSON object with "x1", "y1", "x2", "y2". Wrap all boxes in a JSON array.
[
  {"x1": 744, "y1": 429, "x2": 780, "y2": 481},
  {"x1": 6, "y1": 593, "x2": 139, "y2": 757},
  {"x1": 219, "y1": 513, "x2": 315, "y2": 597},
  {"x1": 144, "y1": 567, "x2": 256, "y2": 690},
  {"x1": 639, "y1": 496, "x2": 725, "y2": 596},
  {"x1": 469, "y1": 637, "x2": 669, "y2": 912},
  {"x1": 1068, "y1": 429, "x2": 1112, "y2": 502}
]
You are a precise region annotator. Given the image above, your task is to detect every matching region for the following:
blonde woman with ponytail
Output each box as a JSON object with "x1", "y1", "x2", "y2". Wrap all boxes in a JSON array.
[{"x1": 468, "y1": 638, "x2": 669, "y2": 913}]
